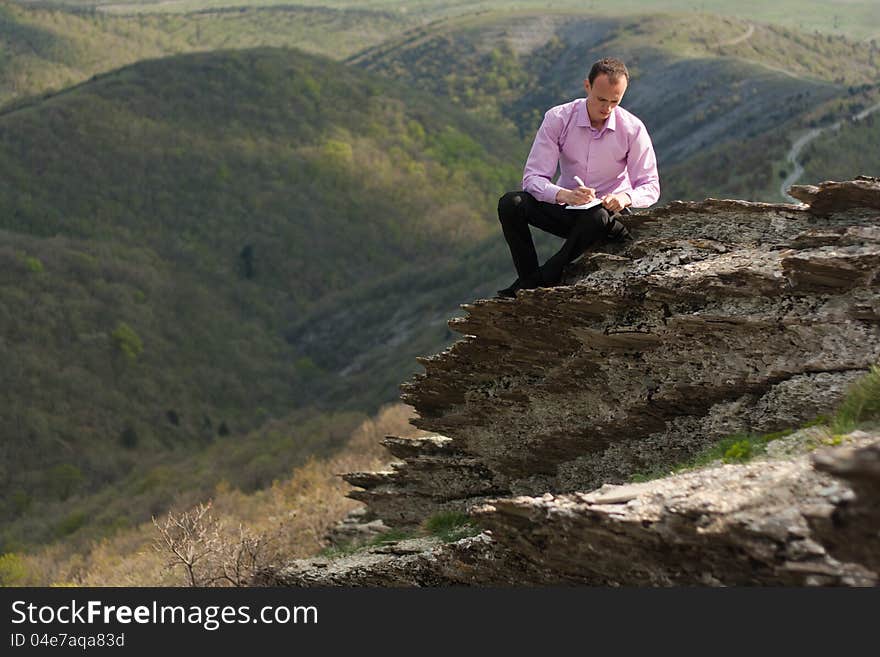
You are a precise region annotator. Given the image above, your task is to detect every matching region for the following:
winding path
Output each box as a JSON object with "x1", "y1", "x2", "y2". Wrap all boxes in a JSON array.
[
  {"x1": 780, "y1": 100, "x2": 880, "y2": 202},
  {"x1": 717, "y1": 23, "x2": 755, "y2": 47}
]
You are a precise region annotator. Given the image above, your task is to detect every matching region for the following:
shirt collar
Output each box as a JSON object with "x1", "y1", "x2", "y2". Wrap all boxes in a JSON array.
[{"x1": 578, "y1": 98, "x2": 617, "y2": 134}]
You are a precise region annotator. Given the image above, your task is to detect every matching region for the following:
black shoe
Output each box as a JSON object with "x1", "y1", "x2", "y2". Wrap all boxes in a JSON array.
[
  {"x1": 496, "y1": 274, "x2": 522, "y2": 298},
  {"x1": 607, "y1": 218, "x2": 633, "y2": 242},
  {"x1": 520, "y1": 270, "x2": 545, "y2": 290},
  {"x1": 496, "y1": 271, "x2": 544, "y2": 298}
]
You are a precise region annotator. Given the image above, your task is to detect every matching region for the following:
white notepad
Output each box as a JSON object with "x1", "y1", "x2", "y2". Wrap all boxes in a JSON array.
[{"x1": 565, "y1": 198, "x2": 603, "y2": 210}]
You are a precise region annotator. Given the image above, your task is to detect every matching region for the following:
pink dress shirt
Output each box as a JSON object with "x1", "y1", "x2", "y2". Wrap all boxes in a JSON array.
[{"x1": 522, "y1": 98, "x2": 660, "y2": 208}]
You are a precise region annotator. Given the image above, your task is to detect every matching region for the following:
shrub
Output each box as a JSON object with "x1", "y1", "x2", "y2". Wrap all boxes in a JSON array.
[
  {"x1": 0, "y1": 553, "x2": 29, "y2": 586},
  {"x1": 722, "y1": 440, "x2": 753, "y2": 463},
  {"x1": 56, "y1": 512, "x2": 88, "y2": 538},
  {"x1": 152, "y1": 501, "x2": 280, "y2": 586},
  {"x1": 119, "y1": 422, "x2": 139, "y2": 449},
  {"x1": 111, "y1": 322, "x2": 143, "y2": 362},
  {"x1": 10, "y1": 490, "x2": 32, "y2": 516},
  {"x1": 24, "y1": 256, "x2": 44, "y2": 273},
  {"x1": 47, "y1": 464, "x2": 84, "y2": 501}
]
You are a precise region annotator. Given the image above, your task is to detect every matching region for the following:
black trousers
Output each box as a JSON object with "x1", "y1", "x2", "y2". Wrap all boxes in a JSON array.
[{"x1": 497, "y1": 190, "x2": 616, "y2": 285}]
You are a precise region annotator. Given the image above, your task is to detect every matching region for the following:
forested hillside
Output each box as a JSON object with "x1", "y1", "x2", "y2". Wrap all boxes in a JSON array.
[
  {"x1": 0, "y1": 0, "x2": 414, "y2": 105},
  {"x1": 0, "y1": 46, "x2": 523, "y2": 550},
  {"x1": 13, "y1": 0, "x2": 880, "y2": 41},
  {"x1": 801, "y1": 112, "x2": 880, "y2": 183},
  {"x1": 0, "y1": 48, "x2": 519, "y2": 300}
]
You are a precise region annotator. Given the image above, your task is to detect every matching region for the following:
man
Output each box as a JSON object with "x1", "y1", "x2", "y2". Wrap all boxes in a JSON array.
[{"x1": 497, "y1": 57, "x2": 660, "y2": 298}]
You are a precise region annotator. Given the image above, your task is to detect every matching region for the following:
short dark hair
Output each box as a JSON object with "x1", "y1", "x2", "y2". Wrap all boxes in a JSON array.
[{"x1": 588, "y1": 58, "x2": 630, "y2": 85}]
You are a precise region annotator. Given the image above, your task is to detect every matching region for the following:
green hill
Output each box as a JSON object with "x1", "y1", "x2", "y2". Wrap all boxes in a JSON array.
[
  {"x1": 13, "y1": 0, "x2": 880, "y2": 41},
  {"x1": 0, "y1": 46, "x2": 524, "y2": 550},
  {"x1": 0, "y1": 46, "x2": 521, "y2": 298},
  {"x1": 0, "y1": 0, "x2": 415, "y2": 106}
]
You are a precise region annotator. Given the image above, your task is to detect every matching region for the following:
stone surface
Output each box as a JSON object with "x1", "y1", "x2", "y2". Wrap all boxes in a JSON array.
[
  {"x1": 323, "y1": 507, "x2": 390, "y2": 548},
  {"x1": 789, "y1": 176, "x2": 880, "y2": 214},
  {"x1": 255, "y1": 534, "x2": 554, "y2": 587},
  {"x1": 341, "y1": 434, "x2": 506, "y2": 527},
  {"x1": 265, "y1": 179, "x2": 880, "y2": 587},
  {"x1": 400, "y1": 184, "x2": 880, "y2": 493},
  {"x1": 474, "y1": 433, "x2": 879, "y2": 586},
  {"x1": 262, "y1": 433, "x2": 879, "y2": 586}
]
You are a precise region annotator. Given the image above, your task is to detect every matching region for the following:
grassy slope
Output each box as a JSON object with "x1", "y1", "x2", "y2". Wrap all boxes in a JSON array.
[
  {"x1": 13, "y1": 0, "x2": 880, "y2": 40},
  {"x1": 801, "y1": 111, "x2": 880, "y2": 183},
  {"x1": 4, "y1": 0, "x2": 878, "y2": 107},
  {"x1": 0, "y1": 46, "x2": 523, "y2": 550},
  {"x1": 4, "y1": 402, "x2": 419, "y2": 586},
  {"x1": 0, "y1": 0, "x2": 415, "y2": 105},
  {"x1": 0, "y1": 48, "x2": 518, "y2": 292}
]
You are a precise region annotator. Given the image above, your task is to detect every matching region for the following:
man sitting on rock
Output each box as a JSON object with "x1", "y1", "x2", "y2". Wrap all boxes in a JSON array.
[{"x1": 497, "y1": 57, "x2": 660, "y2": 298}]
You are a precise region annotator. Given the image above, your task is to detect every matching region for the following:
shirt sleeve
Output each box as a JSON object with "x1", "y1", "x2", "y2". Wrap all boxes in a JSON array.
[
  {"x1": 625, "y1": 122, "x2": 660, "y2": 208},
  {"x1": 522, "y1": 109, "x2": 565, "y2": 204}
]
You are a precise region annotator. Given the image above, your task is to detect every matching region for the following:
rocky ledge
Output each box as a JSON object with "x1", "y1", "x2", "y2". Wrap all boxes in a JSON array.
[
  {"x1": 258, "y1": 178, "x2": 880, "y2": 586},
  {"x1": 257, "y1": 429, "x2": 879, "y2": 586}
]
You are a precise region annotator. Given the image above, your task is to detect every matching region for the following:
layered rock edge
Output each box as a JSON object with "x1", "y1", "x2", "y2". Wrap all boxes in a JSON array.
[
  {"x1": 256, "y1": 431, "x2": 879, "y2": 586},
  {"x1": 259, "y1": 178, "x2": 880, "y2": 586}
]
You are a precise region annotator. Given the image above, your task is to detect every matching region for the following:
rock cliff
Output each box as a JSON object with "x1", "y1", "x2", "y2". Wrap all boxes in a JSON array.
[{"x1": 256, "y1": 177, "x2": 880, "y2": 586}]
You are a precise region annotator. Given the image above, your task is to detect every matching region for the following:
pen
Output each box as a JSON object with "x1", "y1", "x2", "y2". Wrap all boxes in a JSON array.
[{"x1": 573, "y1": 175, "x2": 598, "y2": 205}]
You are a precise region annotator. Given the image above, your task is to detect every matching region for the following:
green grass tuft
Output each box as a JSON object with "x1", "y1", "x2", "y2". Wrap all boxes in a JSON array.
[
  {"x1": 422, "y1": 511, "x2": 480, "y2": 543},
  {"x1": 629, "y1": 426, "x2": 801, "y2": 483},
  {"x1": 318, "y1": 512, "x2": 481, "y2": 558},
  {"x1": 369, "y1": 528, "x2": 417, "y2": 545},
  {"x1": 318, "y1": 527, "x2": 418, "y2": 558},
  {"x1": 628, "y1": 368, "x2": 880, "y2": 485},
  {"x1": 722, "y1": 439, "x2": 753, "y2": 462},
  {"x1": 831, "y1": 365, "x2": 880, "y2": 434}
]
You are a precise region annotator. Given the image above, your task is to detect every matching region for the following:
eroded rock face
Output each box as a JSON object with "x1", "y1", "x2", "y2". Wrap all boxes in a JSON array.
[
  {"x1": 789, "y1": 176, "x2": 880, "y2": 214},
  {"x1": 263, "y1": 179, "x2": 880, "y2": 586},
  {"x1": 254, "y1": 534, "x2": 552, "y2": 587},
  {"x1": 261, "y1": 432, "x2": 879, "y2": 587},
  {"x1": 401, "y1": 186, "x2": 880, "y2": 494},
  {"x1": 342, "y1": 435, "x2": 508, "y2": 527},
  {"x1": 474, "y1": 433, "x2": 879, "y2": 586}
]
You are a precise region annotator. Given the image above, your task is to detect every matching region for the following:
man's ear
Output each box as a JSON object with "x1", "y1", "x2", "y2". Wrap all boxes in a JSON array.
[{"x1": 583, "y1": 79, "x2": 591, "y2": 95}]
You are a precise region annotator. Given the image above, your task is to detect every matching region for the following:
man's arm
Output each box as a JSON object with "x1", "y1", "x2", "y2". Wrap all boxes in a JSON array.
[
  {"x1": 522, "y1": 109, "x2": 566, "y2": 204},
  {"x1": 624, "y1": 121, "x2": 660, "y2": 208}
]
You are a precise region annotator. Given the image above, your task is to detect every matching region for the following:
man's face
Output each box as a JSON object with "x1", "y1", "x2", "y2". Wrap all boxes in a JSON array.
[{"x1": 584, "y1": 73, "x2": 628, "y2": 125}]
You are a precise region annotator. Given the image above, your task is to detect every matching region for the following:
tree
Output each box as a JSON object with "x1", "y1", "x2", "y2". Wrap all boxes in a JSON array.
[
  {"x1": 119, "y1": 422, "x2": 138, "y2": 449},
  {"x1": 47, "y1": 463, "x2": 84, "y2": 501},
  {"x1": 239, "y1": 244, "x2": 255, "y2": 279},
  {"x1": 152, "y1": 501, "x2": 280, "y2": 586},
  {"x1": 111, "y1": 322, "x2": 143, "y2": 362},
  {"x1": 0, "y1": 553, "x2": 29, "y2": 586}
]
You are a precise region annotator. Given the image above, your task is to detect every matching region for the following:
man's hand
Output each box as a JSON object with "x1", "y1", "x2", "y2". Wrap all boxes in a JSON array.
[
  {"x1": 557, "y1": 186, "x2": 596, "y2": 206},
  {"x1": 601, "y1": 193, "x2": 631, "y2": 213}
]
